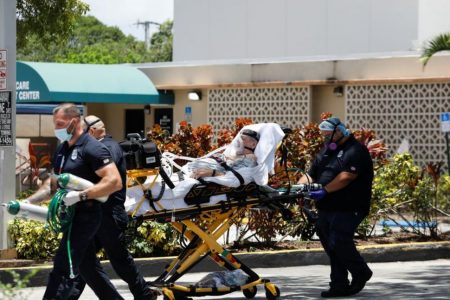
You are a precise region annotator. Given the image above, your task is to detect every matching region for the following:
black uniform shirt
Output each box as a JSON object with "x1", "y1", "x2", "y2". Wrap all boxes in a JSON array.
[
  {"x1": 308, "y1": 135, "x2": 374, "y2": 214},
  {"x1": 53, "y1": 133, "x2": 113, "y2": 210},
  {"x1": 98, "y1": 135, "x2": 127, "y2": 213}
]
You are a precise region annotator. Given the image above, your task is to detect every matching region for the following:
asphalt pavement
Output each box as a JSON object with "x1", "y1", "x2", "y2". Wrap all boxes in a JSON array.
[{"x1": 15, "y1": 259, "x2": 450, "y2": 299}]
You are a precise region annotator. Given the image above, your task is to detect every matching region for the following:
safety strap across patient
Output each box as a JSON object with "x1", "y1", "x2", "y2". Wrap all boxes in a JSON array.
[{"x1": 219, "y1": 161, "x2": 245, "y2": 185}]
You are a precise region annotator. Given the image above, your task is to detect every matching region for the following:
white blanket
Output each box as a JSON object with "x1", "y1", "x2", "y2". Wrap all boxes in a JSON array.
[{"x1": 125, "y1": 123, "x2": 285, "y2": 216}]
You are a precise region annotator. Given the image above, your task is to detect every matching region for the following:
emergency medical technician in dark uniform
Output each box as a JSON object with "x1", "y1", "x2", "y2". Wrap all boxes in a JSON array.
[
  {"x1": 59, "y1": 115, "x2": 157, "y2": 300},
  {"x1": 298, "y1": 117, "x2": 373, "y2": 298},
  {"x1": 41, "y1": 103, "x2": 123, "y2": 299}
]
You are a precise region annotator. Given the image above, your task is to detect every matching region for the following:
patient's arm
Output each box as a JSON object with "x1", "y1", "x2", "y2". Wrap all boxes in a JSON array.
[{"x1": 192, "y1": 168, "x2": 224, "y2": 179}]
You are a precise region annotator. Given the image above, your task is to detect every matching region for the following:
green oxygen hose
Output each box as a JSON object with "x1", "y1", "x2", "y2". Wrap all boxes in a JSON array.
[{"x1": 47, "y1": 189, "x2": 77, "y2": 279}]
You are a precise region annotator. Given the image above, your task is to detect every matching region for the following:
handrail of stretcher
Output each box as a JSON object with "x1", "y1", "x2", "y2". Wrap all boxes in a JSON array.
[{"x1": 138, "y1": 190, "x2": 303, "y2": 222}]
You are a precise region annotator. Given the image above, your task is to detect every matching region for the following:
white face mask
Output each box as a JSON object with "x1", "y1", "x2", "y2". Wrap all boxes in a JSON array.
[
  {"x1": 234, "y1": 137, "x2": 245, "y2": 155},
  {"x1": 54, "y1": 120, "x2": 74, "y2": 142}
]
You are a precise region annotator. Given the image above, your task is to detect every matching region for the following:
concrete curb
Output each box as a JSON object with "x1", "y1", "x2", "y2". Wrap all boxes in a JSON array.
[{"x1": 1, "y1": 241, "x2": 449, "y2": 287}]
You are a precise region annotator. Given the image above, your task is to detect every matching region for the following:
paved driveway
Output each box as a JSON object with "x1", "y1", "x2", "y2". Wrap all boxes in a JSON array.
[{"x1": 16, "y1": 259, "x2": 450, "y2": 299}]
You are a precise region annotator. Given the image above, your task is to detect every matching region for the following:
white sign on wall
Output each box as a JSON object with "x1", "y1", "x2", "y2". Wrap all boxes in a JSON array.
[{"x1": 441, "y1": 112, "x2": 450, "y2": 133}]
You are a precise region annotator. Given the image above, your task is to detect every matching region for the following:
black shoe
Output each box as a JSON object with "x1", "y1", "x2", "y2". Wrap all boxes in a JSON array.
[
  {"x1": 349, "y1": 269, "x2": 373, "y2": 295},
  {"x1": 321, "y1": 286, "x2": 352, "y2": 298}
]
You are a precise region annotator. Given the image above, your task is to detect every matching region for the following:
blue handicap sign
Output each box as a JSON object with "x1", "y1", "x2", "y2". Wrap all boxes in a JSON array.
[
  {"x1": 441, "y1": 112, "x2": 450, "y2": 122},
  {"x1": 185, "y1": 106, "x2": 192, "y2": 114}
]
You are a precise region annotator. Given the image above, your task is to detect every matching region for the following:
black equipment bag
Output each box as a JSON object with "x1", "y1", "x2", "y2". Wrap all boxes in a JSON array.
[{"x1": 119, "y1": 139, "x2": 161, "y2": 170}]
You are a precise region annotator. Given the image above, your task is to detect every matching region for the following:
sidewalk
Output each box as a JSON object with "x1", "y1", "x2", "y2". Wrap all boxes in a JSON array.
[{"x1": 1, "y1": 241, "x2": 449, "y2": 287}]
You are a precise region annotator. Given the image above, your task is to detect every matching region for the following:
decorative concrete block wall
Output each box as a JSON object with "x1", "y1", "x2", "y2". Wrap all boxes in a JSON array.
[
  {"x1": 346, "y1": 83, "x2": 450, "y2": 167},
  {"x1": 208, "y1": 86, "x2": 310, "y2": 133}
]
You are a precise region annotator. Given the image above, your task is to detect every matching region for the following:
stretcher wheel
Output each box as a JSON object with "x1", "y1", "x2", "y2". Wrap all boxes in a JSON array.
[
  {"x1": 243, "y1": 286, "x2": 257, "y2": 298},
  {"x1": 265, "y1": 285, "x2": 280, "y2": 300}
]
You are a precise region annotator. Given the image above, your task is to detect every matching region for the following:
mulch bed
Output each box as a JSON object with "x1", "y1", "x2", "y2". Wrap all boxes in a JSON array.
[{"x1": 229, "y1": 231, "x2": 450, "y2": 253}]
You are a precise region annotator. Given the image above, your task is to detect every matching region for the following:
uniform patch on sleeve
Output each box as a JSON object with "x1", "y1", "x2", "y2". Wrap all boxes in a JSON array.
[
  {"x1": 350, "y1": 166, "x2": 356, "y2": 171},
  {"x1": 103, "y1": 158, "x2": 110, "y2": 164}
]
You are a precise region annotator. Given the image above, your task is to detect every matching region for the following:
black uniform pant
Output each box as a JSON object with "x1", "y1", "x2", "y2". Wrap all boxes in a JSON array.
[
  {"x1": 316, "y1": 210, "x2": 371, "y2": 288},
  {"x1": 43, "y1": 208, "x2": 123, "y2": 300},
  {"x1": 59, "y1": 208, "x2": 152, "y2": 300}
]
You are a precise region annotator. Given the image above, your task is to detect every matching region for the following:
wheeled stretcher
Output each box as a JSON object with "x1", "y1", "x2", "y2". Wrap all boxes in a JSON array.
[{"x1": 121, "y1": 124, "x2": 319, "y2": 300}]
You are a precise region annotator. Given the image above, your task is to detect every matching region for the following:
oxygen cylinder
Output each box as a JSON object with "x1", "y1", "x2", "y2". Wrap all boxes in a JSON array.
[
  {"x1": 58, "y1": 173, "x2": 94, "y2": 190},
  {"x1": 57, "y1": 173, "x2": 108, "y2": 202},
  {"x1": 3, "y1": 200, "x2": 48, "y2": 222}
]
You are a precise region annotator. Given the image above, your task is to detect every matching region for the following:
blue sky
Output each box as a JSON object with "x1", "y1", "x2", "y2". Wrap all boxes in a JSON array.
[{"x1": 83, "y1": 0, "x2": 174, "y2": 41}]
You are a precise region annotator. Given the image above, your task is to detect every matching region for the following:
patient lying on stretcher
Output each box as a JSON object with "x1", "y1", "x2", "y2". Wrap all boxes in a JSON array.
[
  {"x1": 125, "y1": 123, "x2": 285, "y2": 216},
  {"x1": 189, "y1": 129, "x2": 259, "y2": 179}
]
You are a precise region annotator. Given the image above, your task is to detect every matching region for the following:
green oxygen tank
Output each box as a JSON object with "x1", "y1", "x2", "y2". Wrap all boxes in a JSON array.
[
  {"x1": 4, "y1": 200, "x2": 48, "y2": 222},
  {"x1": 58, "y1": 173, "x2": 94, "y2": 190},
  {"x1": 57, "y1": 173, "x2": 108, "y2": 202}
]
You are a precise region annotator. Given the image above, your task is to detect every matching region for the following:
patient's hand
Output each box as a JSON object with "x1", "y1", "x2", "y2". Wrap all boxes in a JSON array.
[{"x1": 191, "y1": 168, "x2": 221, "y2": 179}]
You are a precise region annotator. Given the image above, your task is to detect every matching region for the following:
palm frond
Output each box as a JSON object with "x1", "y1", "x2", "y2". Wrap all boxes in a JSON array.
[{"x1": 421, "y1": 33, "x2": 450, "y2": 66}]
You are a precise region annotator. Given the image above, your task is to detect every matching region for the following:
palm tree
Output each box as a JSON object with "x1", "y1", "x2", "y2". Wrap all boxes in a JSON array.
[{"x1": 420, "y1": 33, "x2": 450, "y2": 66}]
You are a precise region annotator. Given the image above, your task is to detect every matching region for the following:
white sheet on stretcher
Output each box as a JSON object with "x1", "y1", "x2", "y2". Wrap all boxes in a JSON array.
[{"x1": 125, "y1": 123, "x2": 285, "y2": 216}]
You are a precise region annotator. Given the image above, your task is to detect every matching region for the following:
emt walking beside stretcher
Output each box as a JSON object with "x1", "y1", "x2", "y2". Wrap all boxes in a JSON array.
[
  {"x1": 298, "y1": 117, "x2": 374, "y2": 298},
  {"x1": 25, "y1": 103, "x2": 124, "y2": 300},
  {"x1": 56, "y1": 116, "x2": 159, "y2": 299}
]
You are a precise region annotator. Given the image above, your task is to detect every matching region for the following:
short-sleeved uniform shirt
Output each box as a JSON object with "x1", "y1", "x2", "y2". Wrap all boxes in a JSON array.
[
  {"x1": 98, "y1": 135, "x2": 127, "y2": 213},
  {"x1": 308, "y1": 135, "x2": 374, "y2": 214},
  {"x1": 53, "y1": 133, "x2": 113, "y2": 210}
]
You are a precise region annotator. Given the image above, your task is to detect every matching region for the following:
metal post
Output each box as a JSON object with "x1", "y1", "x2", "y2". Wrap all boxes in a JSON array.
[
  {"x1": 446, "y1": 132, "x2": 450, "y2": 176},
  {"x1": 0, "y1": 0, "x2": 16, "y2": 250}
]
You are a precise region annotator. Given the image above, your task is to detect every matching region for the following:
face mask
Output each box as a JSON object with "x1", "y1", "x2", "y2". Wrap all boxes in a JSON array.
[
  {"x1": 324, "y1": 134, "x2": 333, "y2": 144},
  {"x1": 235, "y1": 138, "x2": 245, "y2": 155},
  {"x1": 54, "y1": 120, "x2": 74, "y2": 142},
  {"x1": 325, "y1": 129, "x2": 345, "y2": 151}
]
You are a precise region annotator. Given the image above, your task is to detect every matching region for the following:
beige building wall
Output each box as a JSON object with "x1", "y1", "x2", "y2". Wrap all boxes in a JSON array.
[
  {"x1": 16, "y1": 114, "x2": 54, "y2": 138},
  {"x1": 173, "y1": 89, "x2": 208, "y2": 128},
  {"x1": 16, "y1": 115, "x2": 40, "y2": 137},
  {"x1": 311, "y1": 86, "x2": 345, "y2": 123},
  {"x1": 40, "y1": 115, "x2": 54, "y2": 136}
]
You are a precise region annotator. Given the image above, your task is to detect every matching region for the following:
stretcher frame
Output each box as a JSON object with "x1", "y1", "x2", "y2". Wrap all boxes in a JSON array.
[{"x1": 126, "y1": 169, "x2": 306, "y2": 300}]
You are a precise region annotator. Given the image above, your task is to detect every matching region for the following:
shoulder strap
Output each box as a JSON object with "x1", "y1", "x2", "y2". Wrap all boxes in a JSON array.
[{"x1": 220, "y1": 162, "x2": 245, "y2": 186}]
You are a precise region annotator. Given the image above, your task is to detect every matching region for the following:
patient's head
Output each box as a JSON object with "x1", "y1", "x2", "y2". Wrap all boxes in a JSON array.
[{"x1": 239, "y1": 129, "x2": 259, "y2": 155}]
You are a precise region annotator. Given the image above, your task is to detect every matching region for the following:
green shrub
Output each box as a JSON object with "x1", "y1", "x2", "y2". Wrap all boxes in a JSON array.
[
  {"x1": 370, "y1": 153, "x2": 419, "y2": 218},
  {"x1": 0, "y1": 269, "x2": 39, "y2": 300},
  {"x1": 8, "y1": 218, "x2": 180, "y2": 260},
  {"x1": 127, "y1": 221, "x2": 180, "y2": 257},
  {"x1": 437, "y1": 174, "x2": 450, "y2": 212},
  {"x1": 8, "y1": 219, "x2": 60, "y2": 260},
  {"x1": 370, "y1": 154, "x2": 449, "y2": 238}
]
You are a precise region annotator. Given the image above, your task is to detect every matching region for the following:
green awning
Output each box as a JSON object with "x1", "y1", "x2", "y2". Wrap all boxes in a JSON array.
[{"x1": 16, "y1": 61, "x2": 173, "y2": 104}]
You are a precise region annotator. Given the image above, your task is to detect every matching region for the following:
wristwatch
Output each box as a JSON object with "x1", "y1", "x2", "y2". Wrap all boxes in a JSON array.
[{"x1": 80, "y1": 191, "x2": 88, "y2": 201}]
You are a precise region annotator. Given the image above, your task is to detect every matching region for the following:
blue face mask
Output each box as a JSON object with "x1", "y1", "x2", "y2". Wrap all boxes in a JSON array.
[{"x1": 54, "y1": 120, "x2": 74, "y2": 142}]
